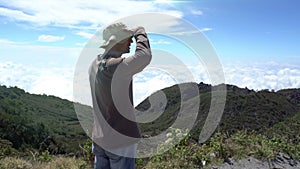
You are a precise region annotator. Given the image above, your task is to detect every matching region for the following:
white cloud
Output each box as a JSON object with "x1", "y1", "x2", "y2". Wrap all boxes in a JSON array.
[
  {"x1": 0, "y1": 39, "x2": 83, "y2": 100},
  {"x1": 133, "y1": 68, "x2": 177, "y2": 105},
  {"x1": 0, "y1": 38, "x2": 81, "y2": 66},
  {"x1": 76, "y1": 31, "x2": 94, "y2": 39},
  {"x1": 0, "y1": 39, "x2": 26, "y2": 45},
  {"x1": 0, "y1": 61, "x2": 74, "y2": 101},
  {"x1": 169, "y1": 28, "x2": 212, "y2": 35},
  {"x1": 199, "y1": 27, "x2": 212, "y2": 32},
  {"x1": 75, "y1": 42, "x2": 87, "y2": 47},
  {"x1": 30, "y1": 68, "x2": 74, "y2": 100},
  {"x1": 169, "y1": 30, "x2": 199, "y2": 35},
  {"x1": 191, "y1": 9, "x2": 203, "y2": 16},
  {"x1": 0, "y1": 0, "x2": 183, "y2": 29},
  {"x1": 0, "y1": 7, "x2": 35, "y2": 22},
  {"x1": 133, "y1": 62, "x2": 300, "y2": 105},
  {"x1": 150, "y1": 39, "x2": 171, "y2": 45},
  {"x1": 38, "y1": 34, "x2": 65, "y2": 42},
  {"x1": 2, "y1": 37, "x2": 298, "y2": 105},
  {"x1": 223, "y1": 62, "x2": 300, "y2": 91}
]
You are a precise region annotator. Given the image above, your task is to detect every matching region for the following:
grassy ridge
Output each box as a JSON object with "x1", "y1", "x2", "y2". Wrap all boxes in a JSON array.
[
  {"x1": 0, "y1": 83, "x2": 299, "y2": 168},
  {"x1": 0, "y1": 85, "x2": 91, "y2": 155},
  {"x1": 142, "y1": 112, "x2": 300, "y2": 168},
  {"x1": 137, "y1": 83, "x2": 299, "y2": 139},
  {"x1": 1, "y1": 111, "x2": 299, "y2": 169}
]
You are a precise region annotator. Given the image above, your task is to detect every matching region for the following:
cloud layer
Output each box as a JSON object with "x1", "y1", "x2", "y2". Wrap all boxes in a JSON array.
[
  {"x1": 223, "y1": 62, "x2": 300, "y2": 91},
  {"x1": 0, "y1": 61, "x2": 74, "y2": 101},
  {"x1": 1, "y1": 61, "x2": 299, "y2": 105}
]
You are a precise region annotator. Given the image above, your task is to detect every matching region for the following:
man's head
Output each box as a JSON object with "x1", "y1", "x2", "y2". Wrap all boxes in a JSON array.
[{"x1": 100, "y1": 22, "x2": 133, "y2": 54}]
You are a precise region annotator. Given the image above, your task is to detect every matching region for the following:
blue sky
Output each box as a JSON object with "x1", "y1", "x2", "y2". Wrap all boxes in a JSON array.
[
  {"x1": 0, "y1": 0, "x2": 299, "y2": 104},
  {"x1": 197, "y1": 0, "x2": 300, "y2": 63}
]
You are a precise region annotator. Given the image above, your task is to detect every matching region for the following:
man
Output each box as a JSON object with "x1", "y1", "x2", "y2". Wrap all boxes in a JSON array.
[{"x1": 89, "y1": 22, "x2": 152, "y2": 169}]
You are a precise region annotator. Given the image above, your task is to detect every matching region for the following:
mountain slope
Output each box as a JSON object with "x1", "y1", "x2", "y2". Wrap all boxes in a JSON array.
[
  {"x1": 0, "y1": 85, "x2": 91, "y2": 154},
  {"x1": 0, "y1": 83, "x2": 299, "y2": 155},
  {"x1": 136, "y1": 83, "x2": 299, "y2": 140}
]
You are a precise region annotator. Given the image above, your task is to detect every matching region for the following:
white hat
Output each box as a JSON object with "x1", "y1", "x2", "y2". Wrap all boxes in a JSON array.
[{"x1": 100, "y1": 22, "x2": 133, "y2": 48}]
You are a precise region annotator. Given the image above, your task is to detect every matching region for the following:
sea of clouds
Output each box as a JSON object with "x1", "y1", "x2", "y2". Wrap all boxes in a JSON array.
[{"x1": 1, "y1": 61, "x2": 299, "y2": 106}]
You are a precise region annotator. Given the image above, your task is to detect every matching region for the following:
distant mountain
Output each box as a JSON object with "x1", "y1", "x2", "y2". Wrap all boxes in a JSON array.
[
  {"x1": 136, "y1": 82, "x2": 300, "y2": 140},
  {"x1": 0, "y1": 83, "x2": 299, "y2": 155},
  {"x1": 277, "y1": 88, "x2": 300, "y2": 105}
]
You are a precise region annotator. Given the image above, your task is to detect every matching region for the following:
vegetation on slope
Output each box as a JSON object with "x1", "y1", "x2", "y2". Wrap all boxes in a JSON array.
[
  {"x1": 0, "y1": 85, "x2": 90, "y2": 156},
  {"x1": 0, "y1": 83, "x2": 299, "y2": 168},
  {"x1": 137, "y1": 83, "x2": 299, "y2": 139}
]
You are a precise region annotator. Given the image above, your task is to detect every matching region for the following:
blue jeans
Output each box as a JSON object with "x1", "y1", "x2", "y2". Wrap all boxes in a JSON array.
[{"x1": 92, "y1": 142, "x2": 135, "y2": 169}]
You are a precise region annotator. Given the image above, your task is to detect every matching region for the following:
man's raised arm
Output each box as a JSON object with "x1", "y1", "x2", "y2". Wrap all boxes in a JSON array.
[{"x1": 121, "y1": 26, "x2": 152, "y2": 75}]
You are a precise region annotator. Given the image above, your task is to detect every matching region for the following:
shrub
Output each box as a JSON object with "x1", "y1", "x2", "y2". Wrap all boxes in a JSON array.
[
  {"x1": 32, "y1": 156, "x2": 87, "y2": 169},
  {"x1": 0, "y1": 157, "x2": 32, "y2": 169}
]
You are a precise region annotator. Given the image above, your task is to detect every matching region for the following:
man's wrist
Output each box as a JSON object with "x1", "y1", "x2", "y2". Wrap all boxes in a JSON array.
[
  {"x1": 132, "y1": 27, "x2": 145, "y2": 36},
  {"x1": 134, "y1": 33, "x2": 146, "y2": 39}
]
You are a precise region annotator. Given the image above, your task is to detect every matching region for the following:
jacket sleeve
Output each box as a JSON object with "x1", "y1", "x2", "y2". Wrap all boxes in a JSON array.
[{"x1": 120, "y1": 27, "x2": 152, "y2": 76}]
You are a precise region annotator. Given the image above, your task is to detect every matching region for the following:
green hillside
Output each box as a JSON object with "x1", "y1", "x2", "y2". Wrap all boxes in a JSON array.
[
  {"x1": 139, "y1": 111, "x2": 300, "y2": 168},
  {"x1": 0, "y1": 85, "x2": 91, "y2": 155},
  {"x1": 0, "y1": 82, "x2": 299, "y2": 161},
  {"x1": 137, "y1": 83, "x2": 299, "y2": 140}
]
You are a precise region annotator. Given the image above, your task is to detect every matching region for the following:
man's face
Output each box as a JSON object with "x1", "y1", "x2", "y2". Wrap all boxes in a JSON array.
[{"x1": 115, "y1": 36, "x2": 133, "y2": 54}]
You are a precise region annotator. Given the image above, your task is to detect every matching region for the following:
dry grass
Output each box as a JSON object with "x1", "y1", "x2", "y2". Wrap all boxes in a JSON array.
[
  {"x1": 0, "y1": 156, "x2": 90, "y2": 169},
  {"x1": 0, "y1": 157, "x2": 32, "y2": 169}
]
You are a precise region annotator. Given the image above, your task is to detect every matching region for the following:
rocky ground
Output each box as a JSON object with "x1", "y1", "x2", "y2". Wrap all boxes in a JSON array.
[{"x1": 212, "y1": 153, "x2": 300, "y2": 169}]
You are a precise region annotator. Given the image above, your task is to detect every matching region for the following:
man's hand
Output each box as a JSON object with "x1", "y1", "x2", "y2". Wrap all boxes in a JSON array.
[{"x1": 131, "y1": 26, "x2": 146, "y2": 38}]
